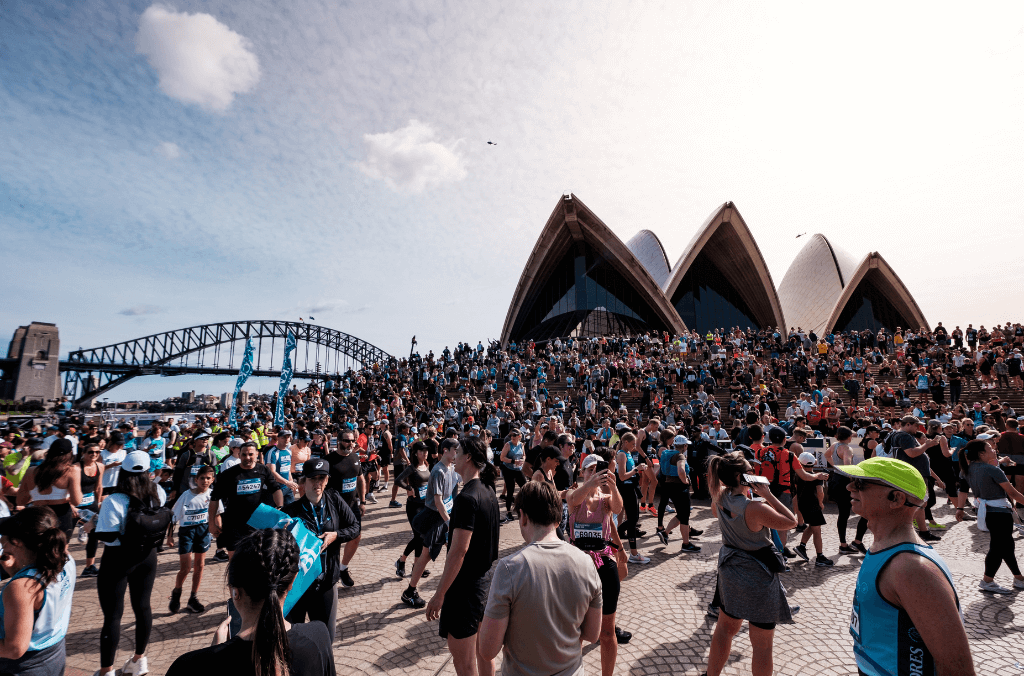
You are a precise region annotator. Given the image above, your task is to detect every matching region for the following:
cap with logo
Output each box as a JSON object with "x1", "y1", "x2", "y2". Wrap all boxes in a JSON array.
[{"x1": 302, "y1": 458, "x2": 330, "y2": 477}]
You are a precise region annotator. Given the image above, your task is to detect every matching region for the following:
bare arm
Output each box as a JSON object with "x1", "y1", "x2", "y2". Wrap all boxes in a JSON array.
[
  {"x1": 16, "y1": 469, "x2": 35, "y2": 507},
  {"x1": 498, "y1": 443, "x2": 511, "y2": 465},
  {"x1": 744, "y1": 484, "x2": 798, "y2": 531},
  {"x1": 433, "y1": 493, "x2": 450, "y2": 523},
  {"x1": 878, "y1": 552, "x2": 975, "y2": 676},
  {"x1": 579, "y1": 605, "x2": 602, "y2": 644},
  {"x1": 425, "y1": 527, "x2": 472, "y2": 620},
  {"x1": 998, "y1": 480, "x2": 1024, "y2": 505},
  {"x1": 66, "y1": 465, "x2": 84, "y2": 508},
  {"x1": 476, "y1": 615, "x2": 508, "y2": 661}
]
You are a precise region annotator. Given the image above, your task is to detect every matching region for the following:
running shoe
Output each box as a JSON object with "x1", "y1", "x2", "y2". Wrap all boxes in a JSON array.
[
  {"x1": 794, "y1": 523, "x2": 808, "y2": 533},
  {"x1": 339, "y1": 568, "x2": 355, "y2": 587},
  {"x1": 706, "y1": 603, "x2": 720, "y2": 618},
  {"x1": 979, "y1": 580, "x2": 1012, "y2": 595},
  {"x1": 680, "y1": 542, "x2": 701, "y2": 553},
  {"x1": 379, "y1": 481, "x2": 389, "y2": 491},
  {"x1": 389, "y1": 500, "x2": 402, "y2": 508},
  {"x1": 927, "y1": 521, "x2": 947, "y2": 530},
  {"x1": 656, "y1": 528, "x2": 669, "y2": 546},
  {"x1": 169, "y1": 588, "x2": 182, "y2": 614},
  {"x1": 815, "y1": 554, "x2": 834, "y2": 567},
  {"x1": 782, "y1": 547, "x2": 797, "y2": 559},
  {"x1": 421, "y1": 569, "x2": 430, "y2": 578},
  {"x1": 838, "y1": 544, "x2": 857, "y2": 554},
  {"x1": 614, "y1": 626, "x2": 632, "y2": 644},
  {"x1": 789, "y1": 604, "x2": 801, "y2": 614},
  {"x1": 665, "y1": 505, "x2": 675, "y2": 513},
  {"x1": 395, "y1": 559, "x2": 406, "y2": 578},
  {"x1": 1014, "y1": 578, "x2": 1024, "y2": 590},
  {"x1": 121, "y1": 656, "x2": 149, "y2": 676},
  {"x1": 918, "y1": 531, "x2": 942, "y2": 542},
  {"x1": 365, "y1": 493, "x2": 377, "y2": 504},
  {"x1": 794, "y1": 544, "x2": 810, "y2": 562},
  {"x1": 212, "y1": 549, "x2": 229, "y2": 563},
  {"x1": 186, "y1": 596, "x2": 206, "y2": 613},
  {"x1": 960, "y1": 511, "x2": 976, "y2": 521},
  {"x1": 851, "y1": 541, "x2": 868, "y2": 555},
  {"x1": 401, "y1": 587, "x2": 426, "y2": 608},
  {"x1": 688, "y1": 528, "x2": 703, "y2": 538},
  {"x1": 1015, "y1": 523, "x2": 1024, "y2": 534},
  {"x1": 627, "y1": 553, "x2": 651, "y2": 564},
  {"x1": 81, "y1": 564, "x2": 99, "y2": 578}
]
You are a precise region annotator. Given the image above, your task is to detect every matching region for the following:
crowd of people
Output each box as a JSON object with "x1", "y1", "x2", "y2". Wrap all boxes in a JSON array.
[{"x1": 0, "y1": 322, "x2": 1022, "y2": 675}]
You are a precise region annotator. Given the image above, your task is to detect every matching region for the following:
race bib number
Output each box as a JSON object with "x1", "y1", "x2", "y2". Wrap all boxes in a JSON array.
[
  {"x1": 573, "y1": 522, "x2": 603, "y2": 541},
  {"x1": 237, "y1": 478, "x2": 262, "y2": 495},
  {"x1": 417, "y1": 485, "x2": 428, "y2": 500},
  {"x1": 341, "y1": 477, "x2": 357, "y2": 493},
  {"x1": 849, "y1": 596, "x2": 861, "y2": 641},
  {"x1": 183, "y1": 507, "x2": 209, "y2": 525},
  {"x1": 190, "y1": 465, "x2": 201, "y2": 476},
  {"x1": 79, "y1": 492, "x2": 95, "y2": 507},
  {"x1": 442, "y1": 495, "x2": 453, "y2": 514},
  {"x1": 279, "y1": 465, "x2": 291, "y2": 480}
]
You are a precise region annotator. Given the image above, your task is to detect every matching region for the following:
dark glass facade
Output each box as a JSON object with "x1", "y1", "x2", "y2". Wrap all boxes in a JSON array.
[
  {"x1": 670, "y1": 251, "x2": 760, "y2": 334},
  {"x1": 509, "y1": 241, "x2": 667, "y2": 342},
  {"x1": 833, "y1": 274, "x2": 911, "y2": 333}
]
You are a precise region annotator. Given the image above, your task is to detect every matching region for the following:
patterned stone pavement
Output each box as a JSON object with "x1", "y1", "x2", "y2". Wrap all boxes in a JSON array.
[{"x1": 64, "y1": 494, "x2": 1024, "y2": 676}]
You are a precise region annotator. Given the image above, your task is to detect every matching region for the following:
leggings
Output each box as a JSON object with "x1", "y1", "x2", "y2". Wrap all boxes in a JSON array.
[
  {"x1": 657, "y1": 482, "x2": 691, "y2": 530},
  {"x1": 86, "y1": 530, "x2": 99, "y2": 559},
  {"x1": 286, "y1": 582, "x2": 339, "y2": 644},
  {"x1": 404, "y1": 499, "x2": 425, "y2": 559},
  {"x1": 830, "y1": 480, "x2": 853, "y2": 543},
  {"x1": 924, "y1": 477, "x2": 937, "y2": 522},
  {"x1": 984, "y1": 511, "x2": 1021, "y2": 578},
  {"x1": 98, "y1": 546, "x2": 158, "y2": 668},
  {"x1": 854, "y1": 517, "x2": 869, "y2": 542},
  {"x1": 500, "y1": 466, "x2": 527, "y2": 512},
  {"x1": 616, "y1": 481, "x2": 639, "y2": 550}
]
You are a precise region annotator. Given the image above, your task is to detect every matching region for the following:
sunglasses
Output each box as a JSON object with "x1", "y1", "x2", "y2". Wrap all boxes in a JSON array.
[{"x1": 849, "y1": 478, "x2": 888, "y2": 491}]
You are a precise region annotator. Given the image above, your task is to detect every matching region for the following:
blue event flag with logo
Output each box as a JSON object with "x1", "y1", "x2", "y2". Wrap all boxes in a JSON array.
[
  {"x1": 228, "y1": 338, "x2": 255, "y2": 428},
  {"x1": 247, "y1": 503, "x2": 323, "y2": 615},
  {"x1": 274, "y1": 330, "x2": 297, "y2": 427}
]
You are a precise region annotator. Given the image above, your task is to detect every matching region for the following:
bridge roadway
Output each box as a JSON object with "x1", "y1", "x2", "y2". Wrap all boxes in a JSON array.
[{"x1": 62, "y1": 495, "x2": 1021, "y2": 675}]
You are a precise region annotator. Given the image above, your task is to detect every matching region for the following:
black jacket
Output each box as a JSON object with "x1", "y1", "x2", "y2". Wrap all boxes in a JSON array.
[{"x1": 283, "y1": 488, "x2": 360, "y2": 587}]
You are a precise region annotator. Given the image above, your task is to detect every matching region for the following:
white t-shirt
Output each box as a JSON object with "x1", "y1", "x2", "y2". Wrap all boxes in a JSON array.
[
  {"x1": 95, "y1": 485, "x2": 167, "y2": 547},
  {"x1": 100, "y1": 449, "x2": 126, "y2": 488},
  {"x1": 171, "y1": 488, "x2": 223, "y2": 526},
  {"x1": 219, "y1": 455, "x2": 241, "y2": 473}
]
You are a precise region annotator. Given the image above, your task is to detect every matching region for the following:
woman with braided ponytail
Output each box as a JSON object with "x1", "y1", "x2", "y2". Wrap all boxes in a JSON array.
[
  {"x1": 0, "y1": 505, "x2": 77, "y2": 676},
  {"x1": 166, "y1": 528, "x2": 335, "y2": 676}
]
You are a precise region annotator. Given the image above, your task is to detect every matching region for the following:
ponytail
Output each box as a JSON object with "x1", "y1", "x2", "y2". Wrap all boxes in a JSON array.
[
  {"x1": 228, "y1": 529, "x2": 300, "y2": 676},
  {"x1": 707, "y1": 451, "x2": 748, "y2": 505},
  {"x1": 462, "y1": 437, "x2": 498, "y2": 491},
  {"x1": 0, "y1": 506, "x2": 68, "y2": 586}
]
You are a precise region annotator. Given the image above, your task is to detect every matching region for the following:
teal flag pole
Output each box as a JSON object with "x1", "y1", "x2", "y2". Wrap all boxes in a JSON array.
[
  {"x1": 228, "y1": 338, "x2": 255, "y2": 428},
  {"x1": 274, "y1": 331, "x2": 296, "y2": 427}
]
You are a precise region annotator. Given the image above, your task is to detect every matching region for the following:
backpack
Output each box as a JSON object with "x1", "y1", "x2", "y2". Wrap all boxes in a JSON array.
[{"x1": 122, "y1": 495, "x2": 173, "y2": 550}]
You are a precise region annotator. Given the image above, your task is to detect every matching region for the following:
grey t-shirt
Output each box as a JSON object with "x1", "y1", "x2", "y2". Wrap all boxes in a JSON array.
[
  {"x1": 892, "y1": 432, "x2": 930, "y2": 479},
  {"x1": 424, "y1": 462, "x2": 459, "y2": 513},
  {"x1": 484, "y1": 540, "x2": 601, "y2": 676},
  {"x1": 967, "y1": 462, "x2": 1010, "y2": 501}
]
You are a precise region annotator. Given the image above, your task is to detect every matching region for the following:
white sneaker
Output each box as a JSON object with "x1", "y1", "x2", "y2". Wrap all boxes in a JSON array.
[
  {"x1": 979, "y1": 580, "x2": 1012, "y2": 595},
  {"x1": 365, "y1": 493, "x2": 377, "y2": 504},
  {"x1": 627, "y1": 554, "x2": 651, "y2": 564},
  {"x1": 121, "y1": 656, "x2": 149, "y2": 676}
]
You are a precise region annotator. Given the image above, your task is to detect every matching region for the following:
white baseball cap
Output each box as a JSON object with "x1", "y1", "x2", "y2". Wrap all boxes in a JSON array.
[
  {"x1": 673, "y1": 435, "x2": 690, "y2": 446},
  {"x1": 123, "y1": 450, "x2": 151, "y2": 473}
]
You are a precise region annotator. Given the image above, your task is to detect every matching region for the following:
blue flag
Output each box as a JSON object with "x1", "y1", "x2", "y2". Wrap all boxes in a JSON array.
[
  {"x1": 274, "y1": 331, "x2": 296, "y2": 427},
  {"x1": 247, "y1": 504, "x2": 323, "y2": 615},
  {"x1": 228, "y1": 338, "x2": 255, "y2": 428}
]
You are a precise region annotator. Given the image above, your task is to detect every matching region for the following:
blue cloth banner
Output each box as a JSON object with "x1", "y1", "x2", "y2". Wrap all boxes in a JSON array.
[
  {"x1": 228, "y1": 338, "x2": 255, "y2": 428},
  {"x1": 274, "y1": 330, "x2": 297, "y2": 427},
  {"x1": 247, "y1": 503, "x2": 323, "y2": 616}
]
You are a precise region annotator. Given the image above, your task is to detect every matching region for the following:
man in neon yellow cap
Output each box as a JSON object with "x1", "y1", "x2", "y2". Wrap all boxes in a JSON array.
[{"x1": 836, "y1": 457, "x2": 974, "y2": 675}]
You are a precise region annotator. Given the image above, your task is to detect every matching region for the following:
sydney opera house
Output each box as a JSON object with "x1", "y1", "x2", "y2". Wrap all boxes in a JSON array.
[{"x1": 500, "y1": 194, "x2": 928, "y2": 344}]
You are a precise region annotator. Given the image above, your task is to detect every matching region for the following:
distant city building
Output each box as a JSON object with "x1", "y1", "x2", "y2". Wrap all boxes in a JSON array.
[
  {"x1": 501, "y1": 195, "x2": 926, "y2": 343},
  {"x1": 221, "y1": 392, "x2": 233, "y2": 409},
  {"x1": 238, "y1": 390, "x2": 249, "y2": 406},
  {"x1": 182, "y1": 391, "x2": 195, "y2": 403}
]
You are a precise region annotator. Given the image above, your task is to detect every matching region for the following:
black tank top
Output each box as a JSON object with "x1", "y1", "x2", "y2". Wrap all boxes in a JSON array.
[{"x1": 79, "y1": 462, "x2": 99, "y2": 495}]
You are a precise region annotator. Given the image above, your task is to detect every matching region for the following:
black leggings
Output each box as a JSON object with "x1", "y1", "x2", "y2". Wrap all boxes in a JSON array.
[
  {"x1": 854, "y1": 517, "x2": 869, "y2": 542},
  {"x1": 984, "y1": 511, "x2": 1021, "y2": 578},
  {"x1": 658, "y1": 482, "x2": 690, "y2": 530},
  {"x1": 500, "y1": 466, "x2": 527, "y2": 512},
  {"x1": 86, "y1": 530, "x2": 99, "y2": 559},
  {"x1": 830, "y1": 480, "x2": 853, "y2": 543},
  {"x1": 616, "y1": 481, "x2": 639, "y2": 550},
  {"x1": 286, "y1": 582, "x2": 338, "y2": 644},
  {"x1": 404, "y1": 499, "x2": 425, "y2": 559},
  {"x1": 98, "y1": 546, "x2": 158, "y2": 668}
]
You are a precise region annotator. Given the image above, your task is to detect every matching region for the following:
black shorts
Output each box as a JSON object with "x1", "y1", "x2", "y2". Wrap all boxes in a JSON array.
[
  {"x1": 596, "y1": 557, "x2": 620, "y2": 615},
  {"x1": 393, "y1": 462, "x2": 408, "y2": 478},
  {"x1": 439, "y1": 576, "x2": 489, "y2": 640},
  {"x1": 218, "y1": 524, "x2": 256, "y2": 552},
  {"x1": 379, "y1": 449, "x2": 393, "y2": 465}
]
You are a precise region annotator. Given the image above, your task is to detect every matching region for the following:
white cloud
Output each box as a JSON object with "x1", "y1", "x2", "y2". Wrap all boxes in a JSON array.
[
  {"x1": 154, "y1": 141, "x2": 181, "y2": 159},
  {"x1": 135, "y1": 5, "x2": 260, "y2": 112},
  {"x1": 357, "y1": 120, "x2": 467, "y2": 193},
  {"x1": 118, "y1": 305, "x2": 165, "y2": 316}
]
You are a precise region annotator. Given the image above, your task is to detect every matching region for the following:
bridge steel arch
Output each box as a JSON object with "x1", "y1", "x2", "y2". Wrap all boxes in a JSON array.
[{"x1": 60, "y1": 320, "x2": 393, "y2": 405}]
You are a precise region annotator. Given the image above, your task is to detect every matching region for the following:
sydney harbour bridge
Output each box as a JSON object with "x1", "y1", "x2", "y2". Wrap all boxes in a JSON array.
[{"x1": 1, "y1": 320, "x2": 393, "y2": 407}]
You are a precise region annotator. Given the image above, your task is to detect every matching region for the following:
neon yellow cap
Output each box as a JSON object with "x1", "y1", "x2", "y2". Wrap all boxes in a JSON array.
[{"x1": 833, "y1": 457, "x2": 927, "y2": 502}]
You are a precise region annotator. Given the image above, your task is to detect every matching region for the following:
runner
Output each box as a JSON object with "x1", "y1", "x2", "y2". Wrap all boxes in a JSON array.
[
  {"x1": 394, "y1": 441, "x2": 431, "y2": 579},
  {"x1": 614, "y1": 432, "x2": 650, "y2": 564},
  {"x1": 167, "y1": 465, "x2": 218, "y2": 615},
  {"x1": 837, "y1": 457, "x2": 975, "y2": 675},
  {"x1": 263, "y1": 430, "x2": 298, "y2": 506},
  {"x1": 656, "y1": 435, "x2": 701, "y2": 552},
  {"x1": 424, "y1": 437, "x2": 500, "y2": 676},
  {"x1": 325, "y1": 429, "x2": 363, "y2": 587},
  {"x1": 16, "y1": 439, "x2": 83, "y2": 540},
  {"x1": 497, "y1": 429, "x2": 527, "y2": 523},
  {"x1": 94, "y1": 450, "x2": 170, "y2": 676},
  {"x1": 76, "y1": 443, "x2": 104, "y2": 578},
  {"x1": 0, "y1": 506, "x2": 77, "y2": 676},
  {"x1": 208, "y1": 441, "x2": 283, "y2": 559}
]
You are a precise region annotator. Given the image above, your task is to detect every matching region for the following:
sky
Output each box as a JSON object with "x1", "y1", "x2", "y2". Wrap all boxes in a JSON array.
[{"x1": 3, "y1": 1, "x2": 1024, "y2": 402}]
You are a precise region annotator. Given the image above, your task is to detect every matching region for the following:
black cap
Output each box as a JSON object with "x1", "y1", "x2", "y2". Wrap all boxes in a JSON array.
[{"x1": 302, "y1": 458, "x2": 330, "y2": 477}]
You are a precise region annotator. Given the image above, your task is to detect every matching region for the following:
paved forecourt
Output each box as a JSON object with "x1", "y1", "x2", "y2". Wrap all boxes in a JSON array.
[{"x1": 64, "y1": 496, "x2": 1022, "y2": 676}]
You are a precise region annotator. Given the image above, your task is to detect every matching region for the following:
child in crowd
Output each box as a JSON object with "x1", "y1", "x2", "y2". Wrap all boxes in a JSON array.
[
  {"x1": 794, "y1": 452, "x2": 833, "y2": 567},
  {"x1": 167, "y1": 465, "x2": 220, "y2": 613}
]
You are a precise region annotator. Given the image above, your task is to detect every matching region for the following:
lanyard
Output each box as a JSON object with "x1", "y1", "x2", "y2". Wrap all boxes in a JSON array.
[{"x1": 305, "y1": 498, "x2": 326, "y2": 535}]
